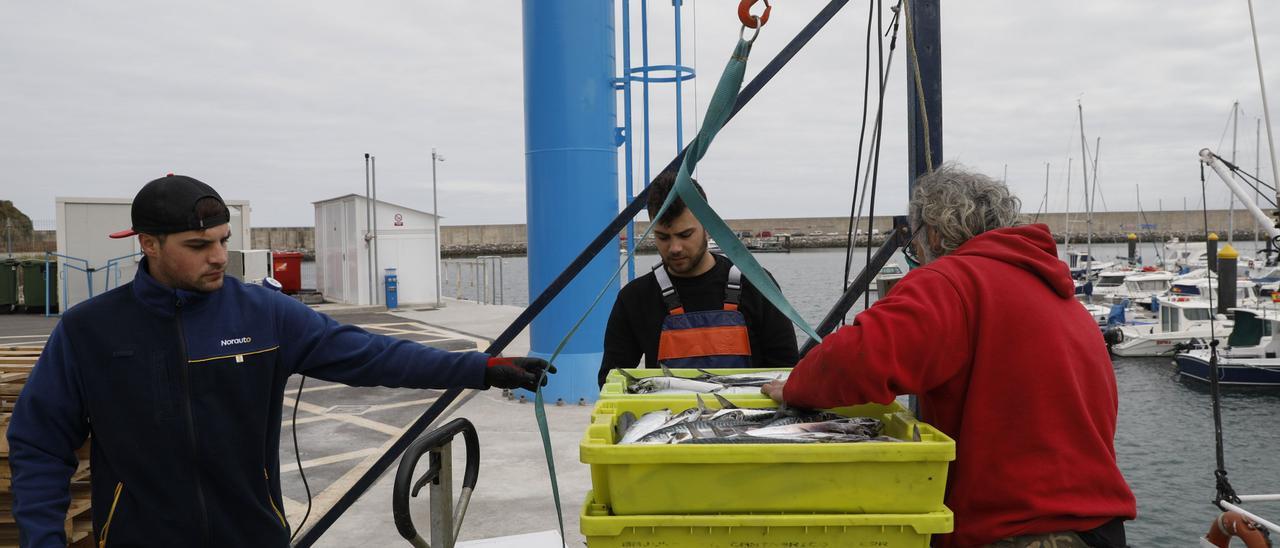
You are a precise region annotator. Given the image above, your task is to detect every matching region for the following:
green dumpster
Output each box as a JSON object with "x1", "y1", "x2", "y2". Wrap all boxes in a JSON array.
[
  {"x1": 0, "y1": 259, "x2": 17, "y2": 312},
  {"x1": 19, "y1": 260, "x2": 57, "y2": 312}
]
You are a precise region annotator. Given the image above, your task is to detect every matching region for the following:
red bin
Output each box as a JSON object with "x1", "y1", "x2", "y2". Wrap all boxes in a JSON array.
[{"x1": 272, "y1": 252, "x2": 303, "y2": 294}]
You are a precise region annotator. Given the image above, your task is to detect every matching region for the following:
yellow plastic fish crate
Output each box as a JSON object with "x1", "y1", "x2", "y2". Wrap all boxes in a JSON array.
[
  {"x1": 580, "y1": 490, "x2": 953, "y2": 548},
  {"x1": 580, "y1": 397, "x2": 954, "y2": 515},
  {"x1": 598, "y1": 367, "x2": 790, "y2": 401}
]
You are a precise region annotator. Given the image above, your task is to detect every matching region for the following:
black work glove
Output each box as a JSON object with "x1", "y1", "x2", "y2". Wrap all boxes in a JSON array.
[{"x1": 484, "y1": 356, "x2": 556, "y2": 392}]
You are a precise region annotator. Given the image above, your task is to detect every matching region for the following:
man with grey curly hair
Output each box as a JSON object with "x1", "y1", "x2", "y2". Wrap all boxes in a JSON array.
[
  {"x1": 907, "y1": 165, "x2": 1025, "y2": 263},
  {"x1": 766, "y1": 165, "x2": 1136, "y2": 548}
]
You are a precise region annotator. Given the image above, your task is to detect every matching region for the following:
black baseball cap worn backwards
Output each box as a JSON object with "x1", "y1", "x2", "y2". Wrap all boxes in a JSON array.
[{"x1": 109, "y1": 174, "x2": 231, "y2": 239}]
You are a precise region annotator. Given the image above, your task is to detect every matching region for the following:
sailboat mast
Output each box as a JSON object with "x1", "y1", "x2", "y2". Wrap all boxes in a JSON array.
[
  {"x1": 1090, "y1": 136, "x2": 1102, "y2": 267},
  {"x1": 1042, "y1": 162, "x2": 1050, "y2": 222},
  {"x1": 1064, "y1": 158, "x2": 1072, "y2": 252},
  {"x1": 1180, "y1": 196, "x2": 1188, "y2": 269},
  {"x1": 1136, "y1": 184, "x2": 1143, "y2": 265},
  {"x1": 1091, "y1": 137, "x2": 1102, "y2": 214},
  {"x1": 1247, "y1": 0, "x2": 1280, "y2": 213},
  {"x1": 1078, "y1": 101, "x2": 1092, "y2": 285},
  {"x1": 1230, "y1": 101, "x2": 1239, "y2": 244}
]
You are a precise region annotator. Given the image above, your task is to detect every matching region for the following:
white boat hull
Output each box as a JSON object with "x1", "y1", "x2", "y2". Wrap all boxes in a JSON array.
[{"x1": 1109, "y1": 326, "x2": 1227, "y2": 357}]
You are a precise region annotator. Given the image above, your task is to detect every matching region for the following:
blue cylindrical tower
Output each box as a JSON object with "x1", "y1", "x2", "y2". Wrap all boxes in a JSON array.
[{"x1": 522, "y1": 0, "x2": 619, "y2": 403}]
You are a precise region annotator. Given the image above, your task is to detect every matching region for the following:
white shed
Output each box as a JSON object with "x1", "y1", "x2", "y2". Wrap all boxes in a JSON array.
[
  {"x1": 54, "y1": 197, "x2": 251, "y2": 310},
  {"x1": 313, "y1": 194, "x2": 439, "y2": 307}
]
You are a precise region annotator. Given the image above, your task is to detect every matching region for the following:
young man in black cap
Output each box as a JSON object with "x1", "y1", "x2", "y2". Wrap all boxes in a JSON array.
[{"x1": 7, "y1": 174, "x2": 552, "y2": 547}]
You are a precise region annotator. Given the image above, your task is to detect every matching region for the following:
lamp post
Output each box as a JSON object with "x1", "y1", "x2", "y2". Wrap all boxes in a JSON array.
[{"x1": 432, "y1": 148, "x2": 445, "y2": 308}]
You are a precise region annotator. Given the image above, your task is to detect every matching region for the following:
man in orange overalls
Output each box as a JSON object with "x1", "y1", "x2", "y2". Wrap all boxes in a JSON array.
[{"x1": 598, "y1": 171, "x2": 798, "y2": 385}]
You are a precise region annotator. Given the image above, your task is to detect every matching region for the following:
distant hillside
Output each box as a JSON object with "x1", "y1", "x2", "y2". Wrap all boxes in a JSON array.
[{"x1": 0, "y1": 200, "x2": 34, "y2": 241}]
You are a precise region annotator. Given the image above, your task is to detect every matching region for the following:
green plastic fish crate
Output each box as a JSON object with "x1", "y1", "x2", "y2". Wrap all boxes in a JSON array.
[
  {"x1": 599, "y1": 367, "x2": 791, "y2": 401},
  {"x1": 581, "y1": 490, "x2": 953, "y2": 548},
  {"x1": 580, "y1": 397, "x2": 954, "y2": 515}
]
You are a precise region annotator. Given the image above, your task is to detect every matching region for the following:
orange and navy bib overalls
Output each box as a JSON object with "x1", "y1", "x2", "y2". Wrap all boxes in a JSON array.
[{"x1": 653, "y1": 262, "x2": 753, "y2": 368}]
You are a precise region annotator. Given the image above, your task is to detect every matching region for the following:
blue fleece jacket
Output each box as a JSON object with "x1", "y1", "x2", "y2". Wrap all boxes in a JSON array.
[{"x1": 7, "y1": 259, "x2": 489, "y2": 547}]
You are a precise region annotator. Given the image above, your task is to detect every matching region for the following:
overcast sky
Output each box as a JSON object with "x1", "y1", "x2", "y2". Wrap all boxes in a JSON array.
[{"x1": 2, "y1": 1, "x2": 1278, "y2": 228}]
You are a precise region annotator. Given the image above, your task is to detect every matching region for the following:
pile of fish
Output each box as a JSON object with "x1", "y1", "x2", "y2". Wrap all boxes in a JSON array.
[
  {"x1": 620, "y1": 366, "x2": 790, "y2": 395},
  {"x1": 615, "y1": 394, "x2": 903, "y2": 445}
]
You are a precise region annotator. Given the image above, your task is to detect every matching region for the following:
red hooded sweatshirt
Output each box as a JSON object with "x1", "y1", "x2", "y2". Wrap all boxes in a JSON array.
[{"x1": 785, "y1": 224, "x2": 1136, "y2": 547}]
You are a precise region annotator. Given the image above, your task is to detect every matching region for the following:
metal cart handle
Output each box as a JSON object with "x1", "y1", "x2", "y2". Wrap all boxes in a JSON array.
[{"x1": 393, "y1": 418, "x2": 480, "y2": 548}]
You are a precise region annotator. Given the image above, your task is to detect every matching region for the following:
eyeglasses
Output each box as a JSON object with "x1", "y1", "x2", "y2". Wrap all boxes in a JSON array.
[
  {"x1": 903, "y1": 244, "x2": 922, "y2": 269},
  {"x1": 903, "y1": 226, "x2": 923, "y2": 269}
]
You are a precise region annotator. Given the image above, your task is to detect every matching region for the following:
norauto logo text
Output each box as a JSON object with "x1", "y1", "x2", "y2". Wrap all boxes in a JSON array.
[{"x1": 220, "y1": 337, "x2": 253, "y2": 347}]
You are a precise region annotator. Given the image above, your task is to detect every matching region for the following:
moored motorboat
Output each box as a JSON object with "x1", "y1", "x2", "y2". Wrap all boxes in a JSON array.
[
  {"x1": 1174, "y1": 308, "x2": 1280, "y2": 386},
  {"x1": 1104, "y1": 296, "x2": 1228, "y2": 357}
]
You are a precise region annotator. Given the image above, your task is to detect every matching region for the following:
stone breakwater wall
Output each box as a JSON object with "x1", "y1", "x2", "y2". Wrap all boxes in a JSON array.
[
  {"x1": 250, "y1": 227, "x2": 315, "y2": 258},
  {"x1": 441, "y1": 230, "x2": 1273, "y2": 257},
  {"x1": 205, "y1": 209, "x2": 1274, "y2": 258},
  {"x1": 441, "y1": 243, "x2": 528, "y2": 258},
  {"x1": 437, "y1": 209, "x2": 1274, "y2": 256}
]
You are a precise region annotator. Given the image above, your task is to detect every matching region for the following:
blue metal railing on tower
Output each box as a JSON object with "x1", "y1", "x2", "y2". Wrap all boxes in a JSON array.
[
  {"x1": 620, "y1": 0, "x2": 636, "y2": 281},
  {"x1": 673, "y1": 0, "x2": 687, "y2": 151},
  {"x1": 618, "y1": 0, "x2": 696, "y2": 281}
]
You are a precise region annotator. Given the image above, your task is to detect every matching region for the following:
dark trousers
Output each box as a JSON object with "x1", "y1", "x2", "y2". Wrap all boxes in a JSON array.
[{"x1": 983, "y1": 518, "x2": 1127, "y2": 548}]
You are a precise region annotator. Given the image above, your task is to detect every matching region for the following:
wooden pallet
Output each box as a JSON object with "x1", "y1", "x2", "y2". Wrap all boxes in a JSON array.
[
  {"x1": 0, "y1": 459, "x2": 92, "y2": 547},
  {"x1": 0, "y1": 345, "x2": 92, "y2": 546},
  {"x1": 0, "y1": 352, "x2": 36, "y2": 416},
  {"x1": 0, "y1": 347, "x2": 43, "y2": 355}
]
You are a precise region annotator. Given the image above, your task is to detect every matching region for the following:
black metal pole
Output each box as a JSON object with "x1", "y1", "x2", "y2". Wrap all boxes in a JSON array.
[
  {"x1": 906, "y1": 0, "x2": 942, "y2": 192},
  {"x1": 904, "y1": 0, "x2": 940, "y2": 419}
]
